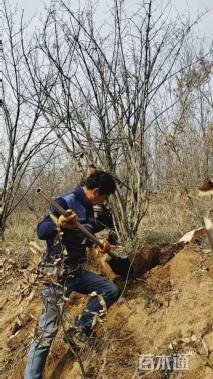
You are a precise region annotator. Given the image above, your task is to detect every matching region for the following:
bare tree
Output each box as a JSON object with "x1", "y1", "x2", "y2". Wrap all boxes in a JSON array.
[
  {"x1": 0, "y1": 1, "x2": 59, "y2": 238},
  {"x1": 30, "y1": 0, "x2": 209, "y2": 241},
  {"x1": 154, "y1": 43, "x2": 212, "y2": 199}
]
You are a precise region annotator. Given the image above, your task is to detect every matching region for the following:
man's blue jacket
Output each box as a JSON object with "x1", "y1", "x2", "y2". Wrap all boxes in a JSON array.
[{"x1": 37, "y1": 186, "x2": 99, "y2": 265}]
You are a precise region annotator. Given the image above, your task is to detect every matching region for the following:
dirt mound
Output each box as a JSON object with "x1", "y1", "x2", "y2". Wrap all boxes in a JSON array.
[{"x1": 2, "y1": 243, "x2": 213, "y2": 379}]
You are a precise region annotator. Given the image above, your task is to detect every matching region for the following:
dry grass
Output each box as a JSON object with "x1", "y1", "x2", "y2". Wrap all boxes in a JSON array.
[
  {"x1": 4, "y1": 191, "x2": 212, "y2": 259},
  {"x1": 4, "y1": 211, "x2": 44, "y2": 269},
  {"x1": 140, "y1": 191, "x2": 207, "y2": 245},
  {"x1": 5, "y1": 211, "x2": 37, "y2": 242}
]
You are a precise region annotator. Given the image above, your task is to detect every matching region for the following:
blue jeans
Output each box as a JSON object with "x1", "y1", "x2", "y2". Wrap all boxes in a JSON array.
[{"x1": 24, "y1": 269, "x2": 119, "y2": 379}]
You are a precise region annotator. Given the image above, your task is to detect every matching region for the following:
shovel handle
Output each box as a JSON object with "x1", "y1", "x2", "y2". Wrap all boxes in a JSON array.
[{"x1": 36, "y1": 188, "x2": 106, "y2": 251}]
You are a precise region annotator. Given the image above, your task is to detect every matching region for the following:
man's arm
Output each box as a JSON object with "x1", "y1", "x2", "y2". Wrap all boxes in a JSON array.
[{"x1": 37, "y1": 197, "x2": 68, "y2": 240}]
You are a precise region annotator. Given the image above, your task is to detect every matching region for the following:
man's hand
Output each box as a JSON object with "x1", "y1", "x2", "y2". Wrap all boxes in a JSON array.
[
  {"x1": 57, "y1": 210, "x2": 78, "y2": 230},
  {"x1": 99, "y1": 239, "x2": 111, "y2": 254}
]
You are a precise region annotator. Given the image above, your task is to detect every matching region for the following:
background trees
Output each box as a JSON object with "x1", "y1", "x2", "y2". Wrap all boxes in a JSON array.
[
  {"x1": 1, "y1": 0, "x2": 212, "y2": 241},
  {"x1": 0, "y1": 1, "x2": 59, "y2": 238}
]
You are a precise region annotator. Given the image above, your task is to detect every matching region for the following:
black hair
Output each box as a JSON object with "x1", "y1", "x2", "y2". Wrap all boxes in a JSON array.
[
  {"x1": 87, "y1": 164, "x2": 97, "y2": 170},
  {"x1": 85, "y1": 171, "x2": 116, "y2": 195}
]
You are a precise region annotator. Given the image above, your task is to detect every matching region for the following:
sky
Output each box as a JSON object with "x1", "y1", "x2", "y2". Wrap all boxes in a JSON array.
[{"x1": 9, "y1": 0, "x2": 213, "y2": 39}]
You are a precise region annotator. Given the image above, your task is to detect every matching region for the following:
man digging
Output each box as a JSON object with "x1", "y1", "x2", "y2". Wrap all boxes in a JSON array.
[{"x1": 25, "y1": 171, "x2": 119, "y2": 379}]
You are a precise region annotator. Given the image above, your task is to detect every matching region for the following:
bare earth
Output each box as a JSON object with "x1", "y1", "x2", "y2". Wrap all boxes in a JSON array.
[{"x1": 1, "y1": 243, "x2": 213, "y2": 379}]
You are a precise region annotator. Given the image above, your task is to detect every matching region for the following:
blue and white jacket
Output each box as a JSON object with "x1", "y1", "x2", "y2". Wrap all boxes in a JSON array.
[{"x1": 37, "y1": 186, "x2": 100, "y2": 264}]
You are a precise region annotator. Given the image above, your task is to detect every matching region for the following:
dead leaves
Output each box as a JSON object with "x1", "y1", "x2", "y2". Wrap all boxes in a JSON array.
[
  {"x1": 88, "y1": 291, "x2": 107, "y2": 328},
  {"x1": 9, "y1": 313, "x2": 34, "y2": 339},
  {"x1": 0, "y1": 242, "x2": 43, "y2": 313},
  {"x1": 1, "y1": 257, "x2": 17, "y2": 285}
]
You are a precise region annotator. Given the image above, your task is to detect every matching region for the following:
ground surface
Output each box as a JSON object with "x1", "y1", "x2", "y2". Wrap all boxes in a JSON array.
[{"x1": 1, "y1": 241, "x2": 213, "y2": 379}]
